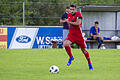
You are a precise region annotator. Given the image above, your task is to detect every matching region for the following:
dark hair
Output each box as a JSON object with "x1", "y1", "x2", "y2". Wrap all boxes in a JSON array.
[
  {"x1": 70, "y1": 4, "x2": 76, "y2": 8},
  {"x1": 95, "y1": 21, "x2": 99, "y2": 24},
  {"x1": 66, "y1": 6, "x2": 70, "y2": 9}
]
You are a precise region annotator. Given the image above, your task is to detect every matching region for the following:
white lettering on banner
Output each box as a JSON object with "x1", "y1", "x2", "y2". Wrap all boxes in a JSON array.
[
  {"x1": 16, "y1": 35, "x2": 31, "y2": 43},
  {"x1": 36, "y1": 37, "x2": 44, "y2": 44},
  {"x1": 19, "y1": 37, "x2": 28, "y2": 42},
  {"x1": 57, "y1": 37, "x2": 63, "y2": 44},
  {"x1": 38, "y1": 45, "x2": 52, "y2": 48},
  {"x1": 46, "y1": 37, "x2": 51, "y2": 44},
  {"x1": 36, "y1": 36, "x2": 63, "y2": 45}
]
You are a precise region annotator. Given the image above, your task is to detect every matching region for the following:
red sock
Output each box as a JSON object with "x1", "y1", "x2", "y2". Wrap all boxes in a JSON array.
[
  {"x1": 65, "y1": 46, "x2": 73, "y2": 58},
  {"x1": 83, "y1": 51, "x2": 91, "y2": 64}
]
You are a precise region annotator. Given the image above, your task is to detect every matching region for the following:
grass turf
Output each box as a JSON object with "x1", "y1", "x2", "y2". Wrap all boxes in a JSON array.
[{"x1": 0, "y1": 49, "x2": 120, "y2": 80}]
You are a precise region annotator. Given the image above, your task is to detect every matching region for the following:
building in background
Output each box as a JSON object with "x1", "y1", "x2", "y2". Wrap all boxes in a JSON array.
[{"x1": 78, "y1": 6, "x2": 120, "y2": 49}]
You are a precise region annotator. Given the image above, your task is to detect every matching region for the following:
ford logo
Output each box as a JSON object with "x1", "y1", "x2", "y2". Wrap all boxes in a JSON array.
[{"x1": 16, "y1": 35, "x2": 31, "y2": 43}]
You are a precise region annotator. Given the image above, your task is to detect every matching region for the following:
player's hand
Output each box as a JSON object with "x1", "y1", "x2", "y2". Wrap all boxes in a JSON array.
[
  {"x1": 64, "y1": 19, "x2": 68, "y2": 22},
  {"x1": 95, "y1": 27, "x2": 98, "y2": 30},
  {"x1": 93, "y1": 35, "x2": 99, "y2": 39}
]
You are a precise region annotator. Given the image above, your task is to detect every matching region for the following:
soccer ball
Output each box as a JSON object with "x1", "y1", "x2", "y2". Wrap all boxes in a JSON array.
[{"x1": 49, "y1": 65, "x2": 59, "y2": 73}]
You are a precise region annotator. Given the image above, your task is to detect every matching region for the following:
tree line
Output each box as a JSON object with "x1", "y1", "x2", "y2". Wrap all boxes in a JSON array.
[{"x1": 0, "y1": 0, "x2": 120, "y2": 26}]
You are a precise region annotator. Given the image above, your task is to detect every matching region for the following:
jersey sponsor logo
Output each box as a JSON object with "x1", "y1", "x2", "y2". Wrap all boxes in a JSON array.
[{"x1": 16, "y1": 35, "x2": 31, "y2": 43}]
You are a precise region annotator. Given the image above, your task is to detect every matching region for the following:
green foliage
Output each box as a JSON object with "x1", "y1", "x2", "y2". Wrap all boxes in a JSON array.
[
  {"x1": 0, "y1": 0, "x2": 120, "y2": 26},
  {"x1": 25, "y1": 2, "x2": 67, "y2": 26}
]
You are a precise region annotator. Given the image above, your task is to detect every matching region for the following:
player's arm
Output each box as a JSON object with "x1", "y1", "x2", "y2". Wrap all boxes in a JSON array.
[
  {"x1": 67, "y1": 17, "x2": 82, "y2": 26},
  {"x1": 90, "y1": 27, "x2": 93, "y2": 36},
  {"x1": 90, "y1": 33, "x2": 93, "y2": 37},
  {"x1": 90, "y1": 28, "x2": 94, "y2": 39},
  {"x1": 60, "y1": 19, "x2": 67, "y2": 23},
  {"x1": 60, "y1": 14, "x2": 68, "y2": 23},
  {"x1": 95, "y1": 28, "x2": 99, "y2": 35},
  {"x1": 95, "y1": 27, "x2": 99, "y2": 37}
]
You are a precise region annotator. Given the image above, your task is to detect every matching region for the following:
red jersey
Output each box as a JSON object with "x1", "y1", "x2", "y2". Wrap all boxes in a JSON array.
[{"x1": 67, "y1": 12, "x2": 84, "y2": 41}]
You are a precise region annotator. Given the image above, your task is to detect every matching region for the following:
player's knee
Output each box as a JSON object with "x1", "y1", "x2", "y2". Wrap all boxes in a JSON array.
[
  {"x1": 63, "y1": 42, "x2": 69, "y2": 46},
  {"x1": 63, "y1": 40, "x2": 71, "y2": 46},
  {"x1": 100, "y1": 37, "x2": 103, "y2": 40}
]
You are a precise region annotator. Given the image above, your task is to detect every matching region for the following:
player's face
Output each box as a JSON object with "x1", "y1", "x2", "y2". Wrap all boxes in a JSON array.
[
  {"x1": 70, "y1": 7, "x2": 76, "y2": 15},
  {"x1": 66, "y1": 8, "x2": 70, "y2": 13},
  {"x1": 95, "y1": 24, "x2": 99, "y2": 28}
]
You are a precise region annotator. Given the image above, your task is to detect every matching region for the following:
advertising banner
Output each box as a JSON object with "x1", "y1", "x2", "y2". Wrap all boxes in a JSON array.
[
  {"x1": 7, "y1": 27, "x2": 63, "y2": 49},
  {"x1": 0, "y1": 28, "x2": 7, "y2": 49}
]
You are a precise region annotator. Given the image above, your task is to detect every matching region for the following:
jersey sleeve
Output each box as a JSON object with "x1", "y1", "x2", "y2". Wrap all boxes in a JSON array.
[
  {"x1": 61, "y1": 14, "x2": 64, "y2": 20},
  {"x1": 61, "y1": 14, "x2": 65, "y2": 20},
  {"x1": 98, "y1": 27, "x2": 100, "y2": 33},
  {"x1": 90, "y1": 27, "x2": 93, "y2": 34},
  {"x1": 77, "y1": 12, "x2": 83, "y2": 19}
]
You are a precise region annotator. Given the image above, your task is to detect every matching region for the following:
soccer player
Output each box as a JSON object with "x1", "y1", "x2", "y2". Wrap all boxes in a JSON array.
[
  {"x1": 63, "y1": 4, "x2": 93, "y2": 70},
  {"x1": 90, "y1": 21, "x2": 104, "y2": 49},
  {"x1": 60, "y1": 6, "x2": 70, "y2": 40}
]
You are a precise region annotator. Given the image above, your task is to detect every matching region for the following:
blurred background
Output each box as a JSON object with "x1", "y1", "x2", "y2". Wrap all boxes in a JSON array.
[
  {"x1": 0, "y1": 0, "x2": 120, "y2": 49},
  {"x1": 0, "y1": 0, "x2": 120, "y2": 26}
]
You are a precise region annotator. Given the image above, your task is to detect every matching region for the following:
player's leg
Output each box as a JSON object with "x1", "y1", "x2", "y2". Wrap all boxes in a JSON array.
[
  {"x1": 99, "y1": 37, "x2": 104, "y2": 44},
  {"x1": 63, "y1": 29, "x2": 69, "y2": 41},
  {"x1": 81, "y1": 48, "x2": 91, "y2": 64},
  {"x1": 99, "y1": 37, "x2": 105, "y2": 48},
  {"x1": 63, "y1": 40, "x2": 74, "y2": 66},
  {"x1": 81, "y1": 48, "x2": 93, "y2": 70},
  {"x1": 63, "y1": 29, "x2": 69, "y2": 49},
  {"x1": 77, "y1": 40, "x2": 93, "y2": 70},
  {"x1": 96, "y1": 37, "x2": 104, "y2": 49},
  {"x1": 93, "y1": 35, "x2": 103, "y2": 49},
  {"x1": 63, "y1": 40, "x2": 73, "y2": 58}
]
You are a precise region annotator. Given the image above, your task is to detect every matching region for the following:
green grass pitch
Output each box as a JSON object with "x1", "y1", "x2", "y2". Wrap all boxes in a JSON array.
[{"x1": 0, "y1": 49, "x2": 120, "y2": 80}]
